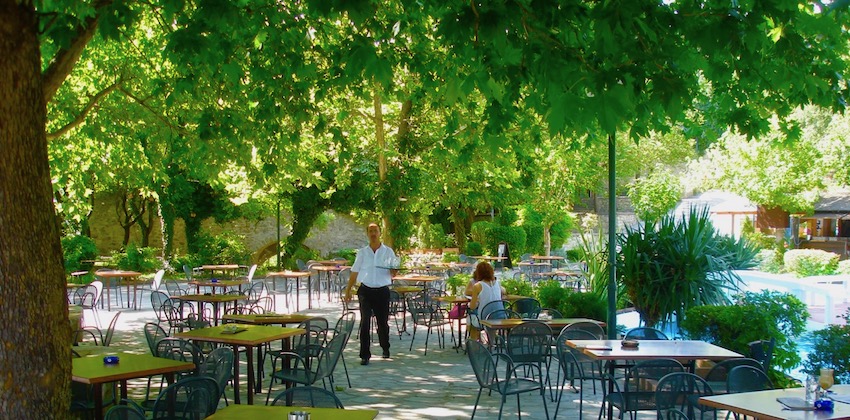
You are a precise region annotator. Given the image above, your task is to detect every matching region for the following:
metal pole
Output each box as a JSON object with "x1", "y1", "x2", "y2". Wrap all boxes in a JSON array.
[{"x1": 607, "y1": 133, "x2": 618, "y2": 339}]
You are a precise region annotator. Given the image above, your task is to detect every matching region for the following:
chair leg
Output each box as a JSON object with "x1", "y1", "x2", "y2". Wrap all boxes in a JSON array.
[{"x1": 471, "y1": 388, "x2": 484, "y2": 419}]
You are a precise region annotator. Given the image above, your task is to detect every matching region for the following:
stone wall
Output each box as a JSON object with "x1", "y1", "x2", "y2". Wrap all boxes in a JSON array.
[{"x1": 87, "y1": 193, "x2": 365, "y2": 262}]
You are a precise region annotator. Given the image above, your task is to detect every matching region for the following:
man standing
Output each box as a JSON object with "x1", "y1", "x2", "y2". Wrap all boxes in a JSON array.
[{"x1": 344, "y1": 223, "x2": 397, "y2": 365}]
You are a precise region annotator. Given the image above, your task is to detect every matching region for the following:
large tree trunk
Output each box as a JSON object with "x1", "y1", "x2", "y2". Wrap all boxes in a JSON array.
[{"x1": 0, "y1": 2, "x2": 71, "y2": 416}]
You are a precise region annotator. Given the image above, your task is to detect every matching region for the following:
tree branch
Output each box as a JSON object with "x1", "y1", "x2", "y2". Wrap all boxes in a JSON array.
[
  {"x1": 42, "y1": 0, "x2": 114, "y2": 103},
  {"x1": 118, "y1": 86, "x2": 192, "y2": 136},
  {"x1": 46, "y1": 79, "x2": 122, "y2": 140}
]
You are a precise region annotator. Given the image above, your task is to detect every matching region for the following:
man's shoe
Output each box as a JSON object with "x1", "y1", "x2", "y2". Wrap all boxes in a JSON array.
[
  {"x1": 382, "y1": 350, "x2": 390, "y2": 359},
  {"x1": 360, "y1": 358, "x2": 369, "y2": 366}
]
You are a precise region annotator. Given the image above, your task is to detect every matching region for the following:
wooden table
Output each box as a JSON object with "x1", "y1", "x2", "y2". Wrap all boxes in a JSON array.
[
  {"x1": 481, "y1": 317, "x2": 606, "y2": 332},
  {"x1": 94, "y1": 270, "x2": 143, "y2": 310},
  {"x1": 699, "y1": 385, "x2": 850, "y2": 420},
  {"x1": 72, "y1": 352, "x2": 195, "y2": 420},
  {"x1": 312, "y1": 265, "x2": 351, "y2": 303},
  {"x1": 392, "y1": 274, "x2": 442, "y2": 291},
  {"x1": 567, "y1": 339, "x2": 744, "y2": 419},
  {"x1": 176, "y1": 325, "x2": 305, "y2": 405},
  {"x1": 177, "y1": 293, "x2": 247, "y2": 325},
  {"x1": 188, "y1": 279, "x2": 248, "y2": 294},
  {"x1": 222, "y1": 313, "x2": 313, "y2": 326},
  {"x1": 266, "y1": 271, "x2": 311, "y2": 311},
  {"x1": 532, "y1": 255, "x2": 565, "y2": 268},
  {"x1": 200, "y1": 264, "x2": 241, "y2": 278},
  {"x1": 207, "y1": 405, "x2": 379, "y2": 419}
]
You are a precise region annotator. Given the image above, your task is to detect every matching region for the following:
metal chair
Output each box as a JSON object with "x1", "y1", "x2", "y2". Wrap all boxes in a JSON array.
[
  {"x1": 80, "y1": 280, "x2": 103, "y2": 328},
  {"x1": 510, "y1": 297, "x2": 542, "y2": 319},
  {"x1": 199, "y1": 346, "x2": 234, "y2": 405},
  {"x1": 104, "y1": 403, "x2": 146, "y2": 420},
  {"x1": 150, "y1": 290, "x2": 170, "y2": 324},
  {"x1": 332, "y1": 312, "x2": 357, "y2": 388},
  {"x1": 407, "y1": 291, "x2": 452, "y2": 355},
  {"x1": 150, "y1": 376, "x2": 221, "y2": 419},
  {"x1": 155, "y1": 337, "x2": 203, "y2": 378},
  {"x1": 467, "y1": 339, "x2": 550, "y2": 419},
  {"x1": 704, "y1": 358, "x2": 764, "y2": 394},
  {"x1": 623, "y1": 327, "x2": 669, "y2": 340},
  {"x1": 78, "y1": 311, "x2": 121, "y2": 346},
  {"x1": 269, "y1": 385, "x2": 344, "y2": 408},
  {"x1": 727, "y1": 365, "x2": 773, "y2": 393},
  {"x1": 562, "y1": 321, "x2": 605, "y2": 339},
  {"x1": 599, "y1": 358, "x2": 684, "y2": 419},
  {"x1": 265, "y1": 317, "x2": 330, "y2": 383},
  {"x1": 654, "y1": 372, "x2": 715, "y2": 420},
  {"x1": 747, "y1": 337, "x2": 776, "y2": 372},
  {"x1": 265, "y1": 332, "x2": 348, "y2": 404},
  {"x1": 505, "y1": 321, "x2": 553, "y2": 399},
  {"x1": 555, "y1": 329, "x2": 606, "y2": 417}
]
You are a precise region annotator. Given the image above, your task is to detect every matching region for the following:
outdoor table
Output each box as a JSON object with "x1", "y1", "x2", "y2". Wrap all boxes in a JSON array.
[
  {"x1": 176, "y1": 324, "x2": 305, "y2": 405},
  {"x1": 222, "y1": 313, "x2": 313, "y2": 326},
  {"x1": 699, "y1": 384, "x2": 850, "y2": 420},
  {"x1": 72, "y1": 352, "x2": 195, "y2": 420},
  {"x1": 206, "y1": 405, "x2": 379, "y2": 419},
  {"x1": 312, "y1": 264, "x2": 351, "y2": 303},
  {"x1": 436, "y1": 295, "x2": 473, "y2": 350},
  {"x1": 481, "y1": 317, "x2": 606, "y2": 332},
  {"x1": 531, "y1": 255, "x2": 565, "y2": 268},
  {"x1": 389, "y1": 285, "x2": 426, "y2": 334},
  {"x1": 188, "y1": 279, "x2": 248, "y2": 294},
  {"x1": 266, "y1": 270, "x2": 311, "y2": 311},
  {"x1": 470, "y1": 256, "x2": 507, "y2": 268},
  {"x1": 176, "y1": 294, "x2": 247, "y2": 325},
  {"x1": 94, "y1": 270, "x2": 143, "y2": 310},
  {"x1": 392, "y1": 274, "x2": 442, "y2": 292},
  {"x1": 200, "y1": 264, "x2": 241, "y2": 278},
  {"x1": 567, "y1": 339, "x2": 744, "y2": 419}
]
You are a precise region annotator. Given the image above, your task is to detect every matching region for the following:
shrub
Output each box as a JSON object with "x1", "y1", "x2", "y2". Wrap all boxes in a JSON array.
[
  {"x1": 488, "y1": 225, "x2": 527, "y2": 259},
  {"x1": 442, "y1": 252, "x2": 460, "y2": 263},
  {"x1": 501, "y1": 278, "x2": 533, "y2": 297},
  {"x1": 465, "y1": 241, "x2": 483, "y2": 257},
  {"x1": 756, "y1": 249, "x2": 783, "y2": 273},
  {"x1": 681, "y1": 291, "x2": 808, "y2": 382},
  {"x1": 61, "y1": 235, "x2": 98, "y2": 274},
  {"x1": 445, "y1": 273, "x2": 471, "y2": 296},
  {"x1": 417, "y1": 223, "x2": 450, "y2": 249},
  {"x1": 196, "y1": 231, "x2": 251, "y2": 265},
  {"x1": 784, "y1": 249, "x2": 839, "y2": 277},
  {"x1": 558, "y1": 291, "x2": 607, "y2": 321},
  {"x1": 111, "y1": 243, "x2": 160, "y2": 272},
  {"x1": 838, "y1": 260, "x2": 850, "y2": 275},
  {"x1": 535, "y1": 280, "x2": 570, "y2": 310},
  {"x1": 332, "y1": 248, "x2": 357, "y2": 266},
  {"x1": 804, "y1": 309, "x2": 850, "y2": 383}
]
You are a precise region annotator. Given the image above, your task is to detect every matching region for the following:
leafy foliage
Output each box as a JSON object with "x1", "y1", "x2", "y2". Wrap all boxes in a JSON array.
[
  {"x1": 617, "y1": 207, "x2": 757, "y2": 326},
  {"x1": 804, "y1": 309, "x2": 850, "y2": 384},
  {"x1": 445, "y1": 273, "x2": 471, "y2": 297},
  {"x1": 194, "y1": 231, "x2": 251, "y2": 265},
  {"x1": 783, "y1": 249, "x2": 839, "y2": 277},
  {"x1": 501, "y1": 278, "x2": 533, "y2": 297},
  {"x1": 681, "y1": 291, "x2": 808, "y2": 379},
  {"x1": 61, "y1": 235, "x2": 98, "y2": 274},
  {"x1": 110, "y1": 243, "x2": 160, "y2": 272},
  {"x1": 332, "y1": 248, "x2": 358, "y2": 266},
  {"x1": 465, "y1": 241, "x2": 483, "y2": 257},
  {"x1": 838, "y1": 260, "x2": 850, "y2": 275},
  {"x1": 627, "y1": 170, "x2": 683, "y2": 222}
]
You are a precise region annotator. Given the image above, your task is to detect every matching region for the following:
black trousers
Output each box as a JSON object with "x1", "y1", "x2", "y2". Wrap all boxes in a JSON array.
[{"x1": 357, "y1": 284, "x2": 391, "y2": 359}]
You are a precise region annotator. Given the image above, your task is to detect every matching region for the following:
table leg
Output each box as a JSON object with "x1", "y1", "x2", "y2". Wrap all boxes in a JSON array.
[
  {"x1": 247, "y1": 344, "x2": 255, "y2": 404},
  {"x1": 307, "y1": 276, "x2": 313, "y2": 309},
  {"x1": 296, "y1": 277, "x2": 301, "y2": 312},
  {"x1": 93, "y1": 383, "x2": 104, "y2": 420},
  {"x1": 231, "y1": 343, "x2": 241, "y2": 404},
  {"x1": 255, "y1": 344, "x2": 264, "y2": 395}
]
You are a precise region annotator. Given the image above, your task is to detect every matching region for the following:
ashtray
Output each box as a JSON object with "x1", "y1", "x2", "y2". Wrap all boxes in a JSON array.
[
  {"x1": 210, "y1": 278, "x2": 219, "y2": 283},
  {"x1": 621, "y1": 339, "x2": 640, "y2": 349},
  {"x1": 103, "y1": 355, "x2": 120, "y2": 365}
]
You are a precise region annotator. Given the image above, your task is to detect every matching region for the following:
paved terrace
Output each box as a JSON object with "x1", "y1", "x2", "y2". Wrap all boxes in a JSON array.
[{"x1": 81, "y1": 271, "x2": 834, "y2": 419}]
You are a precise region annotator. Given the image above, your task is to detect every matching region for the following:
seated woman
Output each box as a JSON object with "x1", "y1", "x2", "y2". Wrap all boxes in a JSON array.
[{"x1": 467, "y1": 262, "x2": 506, "y2": 341}]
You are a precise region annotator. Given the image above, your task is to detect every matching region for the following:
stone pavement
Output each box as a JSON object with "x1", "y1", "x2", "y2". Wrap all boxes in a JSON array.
[{"x1": 86, "y1": 281, "x2": 657, "y2": 419}]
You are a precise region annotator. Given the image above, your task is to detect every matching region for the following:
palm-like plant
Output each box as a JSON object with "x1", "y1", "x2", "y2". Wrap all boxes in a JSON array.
[{"x1": 617, "y1": 207, "x2": 758, "y2": 327}]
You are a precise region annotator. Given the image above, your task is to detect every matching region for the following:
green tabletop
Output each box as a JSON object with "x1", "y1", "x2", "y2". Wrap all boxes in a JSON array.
[
  {"x1": 175, "y1": 324, "x2": 304, "y2": 346},
  {"x1": 72, "y1": 352, "x2": 194, "y2": 385},
  {"x1": 207, "y1": 405, "x2": 379, "y2": 419}
]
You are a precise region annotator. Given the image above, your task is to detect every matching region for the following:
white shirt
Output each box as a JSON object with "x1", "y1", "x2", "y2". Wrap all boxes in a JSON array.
[{"x1": 351, "y1": 243, "x2": 396, "y2": 288}]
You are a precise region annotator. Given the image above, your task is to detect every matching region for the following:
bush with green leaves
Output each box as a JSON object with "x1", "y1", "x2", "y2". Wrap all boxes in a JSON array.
[
  {"x1": 535, "y1": 280, "x2": 569, "y2": 309},
  {"x1": 442, "y1": 252, "x2": 460, "y2": 263},
  {"x1": 557, "y1": 290, "x2": 607, "y2": 321},
  {"x1": 838, "y1": 259, "x2": 850, "y2": 275},
  {"x1": 332, "y1": 248, "x2": 357, "y2": 265},
  {"x1": 111, "y1": 243, "x2": 160, "y2": 272},
  {"x1": 445, "y1": 273, "x2": 471, "y2": 296},
  {"x1": 195, "y1": 231, "x2": 251, "y2": 265},
  {"x1": 417, "y1": 223, "x2": 450, "y2": 249},
  {"x1": 681, "y1": 291, "x2": 808, "y2": 382},
  {"x1": 804, "y1": 309, "x2": 850, "y2": 384},
  {"x1": 501, "y1": 278, "x2": 533, "y2": 297},
  {"x1": 783, "y1": 249, "x2": 839, "y2": 277},
  {"x1": 61, "y1": 235, "x2": 98, "y2": 274},
  {"x1": 740, "y1": 217, "x2": 778, "y2": 251},
  {"x1": 617, "y1": 207, "x2": 758, "y2": 326},
  {"x1": 755, "y1": 249, "x2": 783, "y2": 274},
  {"x1": 465, "y1": 241, "x2": 483, "y2": 257},
  {"x1": 627, "y1": 170, "x2": 683, "y2": 223}
]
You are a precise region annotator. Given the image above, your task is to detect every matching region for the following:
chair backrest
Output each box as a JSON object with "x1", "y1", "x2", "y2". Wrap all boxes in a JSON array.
[
  {"x1": 151, "y1": 269, "x2": 165, "y2": 291},
  {"x1": 480, "y1": 300, "x2": 511, "y2": 320},
  {"x1": 251, "y1": 296, "x2": 274, "y2": 313},
  {"x1": 246, "y1": 264, "x2": 257, "y2": 281},
  {"x1": 199, "y1": 347, "x2": 234, "y2": 398},
  {"x1": 539, "y1": 307, "x2": 563, "y2": 319},
  {"x1": 506, "y1": 321, "x2": 552, "y2": 363},
  {"x1": 705, "y1": 358, "x2": 764, "y2": 382},
  {"x1": 655, "y1": 372, "x2": 714, "y2": 418},
  {"x1": 104, "y1": 403, "x2": 147, "y2": 420},
  {"x1": 334, "y1": 311, "x2": 357, "y2": 337},
  {"x1": 624, "y1": 327, "x2": 669, "y2": 340},
  {"x1": 155, "y1": 337, "x2": 203, "y2": 375},
  {"x1": 182, "y1": 264, "x2": 193, "y2": 281},
  {"x1": 296, "y1": 259, "x2": 307, "y2": 271},
  {"x1": 295, "y1": 317, "x2": 330, "y2": 351},
  {"x1": 313, "y1": 332, "x2": 348, "y2": 382},
  {"x1": 510, "y1": 298, "x2": 542, "y2": 319},
  {"x1": 151, "y1": 376, "x2": 220, "y2": 419},
  {"x1": 101, "y1": 312, "x2": 121, "y2": 346},
  {"x1": 89, "y1": 280, "x2": 103, "y2": 305},
  {"x1": 556, "y1": 329, "x2": 604, "y2": 377},
  {"x1": 269, "y1": 385, "x2": 344, "y2": 408},
  {"x1": 150, "y1": 290, "x2": 169, "y2": 321},
  {"x1": 727, "y1": 365, "x2": 773, "y2": 393},
  {"x1": 663, "y1": 408, "x2": 690, "y2": 420},
  {"x1": 563, "y1": 321, "x2": 605, "y2": 339},
  {"x1": 248, "y1": 281, "x2": 266, "y2": 301},
  {"x1": 748, "y1": 337, "x2": 776, "y2": 371},
  {"x1": 165, "y1": 279, "x2": 185, "y2": 296},
  {"x1": 486, "y1": 308, "x2": 521, "y2": 320},
  {"x1": 144, "y1": 322, "x2": 168, "y2": 354},
  {"x1": 467, "y1": 340, "x2": 501, "y2": 388},
  {"x1": 624, "y1": 359, "x2": 685, "y2": 394}
]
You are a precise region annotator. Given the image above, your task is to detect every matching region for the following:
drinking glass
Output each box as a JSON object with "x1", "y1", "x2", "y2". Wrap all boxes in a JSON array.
[{"x1": 819, "y1": 368, "x2": 835, "y2": 397}]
